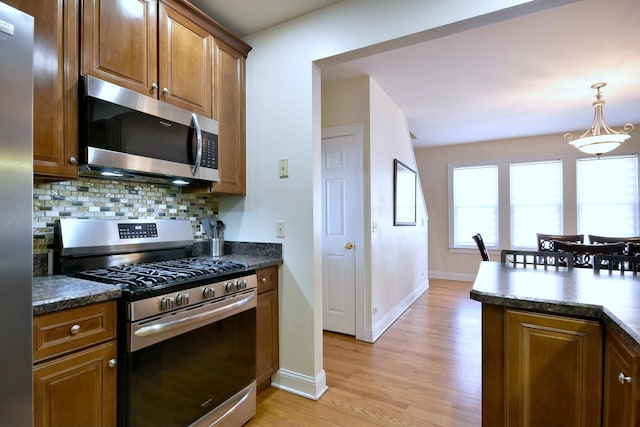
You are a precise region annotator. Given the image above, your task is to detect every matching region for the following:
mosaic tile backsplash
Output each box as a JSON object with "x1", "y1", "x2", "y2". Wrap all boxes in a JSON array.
[{"x1": 33, "y1": 177, "x2": 219, "y2": 251}]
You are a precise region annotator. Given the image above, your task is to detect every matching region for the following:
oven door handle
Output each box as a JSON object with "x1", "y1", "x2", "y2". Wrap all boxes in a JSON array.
[{"x1": 134, "y1": 293, "x2": 256, "y2": 337}]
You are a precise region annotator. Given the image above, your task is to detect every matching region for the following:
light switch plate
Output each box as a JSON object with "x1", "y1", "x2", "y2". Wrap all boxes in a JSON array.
[
  {"x1": 279, "y1": 158, "x2": 289, "y2": 178},
  {"x1": 276, "y1": 220, "x2": 285, "y2": 238}
]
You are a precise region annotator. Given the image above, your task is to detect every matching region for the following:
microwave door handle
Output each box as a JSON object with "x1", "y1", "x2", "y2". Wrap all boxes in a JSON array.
[{"x1": 191, "y1": 113, "x2": 203, "y2": 176}]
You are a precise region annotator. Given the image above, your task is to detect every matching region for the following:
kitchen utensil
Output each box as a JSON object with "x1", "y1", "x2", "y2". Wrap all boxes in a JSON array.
[{"x1": 201, "y1": 218, "x2": 212, "y2": 238}]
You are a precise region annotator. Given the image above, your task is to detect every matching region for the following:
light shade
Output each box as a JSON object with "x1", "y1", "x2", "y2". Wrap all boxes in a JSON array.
[{"x1": 564, "y1": 82, "x2": 634, "y2": 157}]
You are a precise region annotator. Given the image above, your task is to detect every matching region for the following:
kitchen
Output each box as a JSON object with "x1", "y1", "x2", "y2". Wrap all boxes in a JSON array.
[{"x1": 2, "y1": 0, "x2": 640, "y2": 426}]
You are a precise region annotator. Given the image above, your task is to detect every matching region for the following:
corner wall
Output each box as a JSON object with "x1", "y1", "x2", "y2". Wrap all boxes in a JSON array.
[{"x1": 322, "y1": 76, "x2": 429, "y2": 342}]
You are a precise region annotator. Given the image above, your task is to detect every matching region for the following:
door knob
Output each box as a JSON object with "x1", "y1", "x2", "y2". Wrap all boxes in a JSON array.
[
  {"x1": 345, "y1": 242, "x2": 354, "y2": 250},
  {"x1": 619, "y1": 372, "x2": 632, "y2": 384}
]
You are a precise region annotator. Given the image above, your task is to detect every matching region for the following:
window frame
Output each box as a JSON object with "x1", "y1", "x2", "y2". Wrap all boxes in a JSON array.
[{"x1": 447, "y1": 153, "x2": 639, "y2": 252}]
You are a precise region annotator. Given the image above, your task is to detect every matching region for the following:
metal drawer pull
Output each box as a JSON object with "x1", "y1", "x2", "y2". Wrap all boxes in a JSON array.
[
  {"x1": 108, "y1": 359, "x2": 117, "y2": 368},
  {"x1": 134, "y1": 293, "x2": 256, "y2": 337},
  {"x1": 70, "y1": 324, "x2": 81, "y2": 335},
  {"x1": 618, "y1": 372, "x2": 632, "y2": 384}
]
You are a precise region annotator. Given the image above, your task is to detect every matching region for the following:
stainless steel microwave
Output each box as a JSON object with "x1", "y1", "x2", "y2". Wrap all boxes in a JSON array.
[{"x1": 79, "y1": 76, "x2": 218, "y2": 185}]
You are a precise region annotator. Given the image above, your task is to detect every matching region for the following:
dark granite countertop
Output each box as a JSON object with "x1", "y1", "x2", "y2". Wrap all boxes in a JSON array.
[
  {"x1": 470, "y1": 261, "x2": 640, "y2": 353},
  {"x1": 33, "y1": 276, "x2": 123, "y2": 316},
  {"x1": 33, "y1": 250, "x2": 283, "y2": 316}
]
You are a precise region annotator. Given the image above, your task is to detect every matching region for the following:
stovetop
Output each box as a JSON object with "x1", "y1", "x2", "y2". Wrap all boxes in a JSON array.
[{"x1": 74, "y1": 257, "x2": 250, "y2": 296}]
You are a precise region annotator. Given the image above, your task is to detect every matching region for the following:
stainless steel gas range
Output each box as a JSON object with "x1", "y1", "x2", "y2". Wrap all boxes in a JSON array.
[{"x1": 54, "y1": 219, "x2": 257, "y2": 427}]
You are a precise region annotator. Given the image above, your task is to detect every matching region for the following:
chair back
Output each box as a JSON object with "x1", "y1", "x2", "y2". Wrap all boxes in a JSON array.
[
  {"x1": 593, "y1": 254, "x2": 640, "y2": 274},
  {"x1": 588, "y1": 235, "x2": 640, "y2": 255},
  {"x1": 472, "y1": 233, "x2": 490, "y2": 261},
  {"x1": 537, "y1": 233, "x2": 584, "y2": 251},
  {"x1": 553, "y1": 241, "x2": 625, "y2": 268},
  {"x1": 501, "y1": 250, "x2": 573, "y2": 269}
]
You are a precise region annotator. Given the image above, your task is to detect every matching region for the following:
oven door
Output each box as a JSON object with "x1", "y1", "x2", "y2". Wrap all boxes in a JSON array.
[{"x1": 121, "y1": 291, "x2": 257, "y2": 427}]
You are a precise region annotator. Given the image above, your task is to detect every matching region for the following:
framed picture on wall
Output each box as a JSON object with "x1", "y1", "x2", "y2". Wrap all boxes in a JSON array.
[{"x1": 394, "y1": 159, "x2": 417, "y2": 226}]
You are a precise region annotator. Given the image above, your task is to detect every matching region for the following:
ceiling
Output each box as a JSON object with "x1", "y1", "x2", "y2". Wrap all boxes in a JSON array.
[{"x1": 190, "y1": 0, "x2": 640, "y2": 148}]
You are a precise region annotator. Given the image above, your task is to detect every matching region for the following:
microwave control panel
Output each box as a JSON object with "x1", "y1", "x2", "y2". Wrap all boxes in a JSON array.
[{"x1": 201, "y1": 133, "x2": 218, "y2": 169}]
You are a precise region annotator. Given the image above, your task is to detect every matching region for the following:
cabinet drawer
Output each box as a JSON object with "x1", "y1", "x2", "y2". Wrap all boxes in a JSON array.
[
  {"x1": 33, "y1": 301, "x2": 117, "y2": 363},
  {"x1": 257, "y1": 266, "x2": 278, "y2": 294}
]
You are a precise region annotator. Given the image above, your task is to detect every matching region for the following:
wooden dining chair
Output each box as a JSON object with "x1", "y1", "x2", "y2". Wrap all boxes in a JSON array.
[
  {"x1": 472, "y1": 233, "x2": 490, "y2": 261},
  {"x1": 552, "y1": 241, "x2": 625, "y2": 268},
  {"x1": 501, "y1": 249, "x2": 574, "y2": 269},
  {"x1": 537, "y1": 233, "x2": 584, "y2": 251},
  {"x1": 593, "y1": 254, "x2": 640, "y2": 274},
  {"x1": 588, "y1": 235, "x2": 640, "y2": 255}
]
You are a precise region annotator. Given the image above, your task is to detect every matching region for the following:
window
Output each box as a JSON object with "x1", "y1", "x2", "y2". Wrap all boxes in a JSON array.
[
  {"x1": 452, "y1": 165, "x2": 498, "y2": 247},
  {"x1": 577, "y1": 155, "x2": 638, "y2": 236},
  {"x1": 510, "y1": 161, "x2": 563, "y2": 248}
]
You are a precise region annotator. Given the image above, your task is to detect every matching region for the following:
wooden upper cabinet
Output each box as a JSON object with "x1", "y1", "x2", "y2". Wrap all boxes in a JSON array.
[
  {"x1": 210, "y1": 39, "x2": 246, "y2": 194},
  {"x1": 82, "y1": 0, "x2": 158, "y2": 96},
  {"x1": 82, "y1": 0, "x2": 211, "y2": 117},
  {"x1": 159, "y1": 1, "x2": 212, "y2": 116},
  {"x1": 7, "y1": 0, "x2": 79, "y2": 179}
]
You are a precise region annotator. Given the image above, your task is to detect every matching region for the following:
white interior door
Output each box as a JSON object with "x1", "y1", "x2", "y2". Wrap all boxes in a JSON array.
[{"x1": 321, "y1": 132, "x2": 357, "y2": 335}]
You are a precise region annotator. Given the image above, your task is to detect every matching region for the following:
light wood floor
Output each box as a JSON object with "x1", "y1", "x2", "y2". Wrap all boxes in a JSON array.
[{"x1": 248, "y1": 279, "x2": 482, "y2": 426}]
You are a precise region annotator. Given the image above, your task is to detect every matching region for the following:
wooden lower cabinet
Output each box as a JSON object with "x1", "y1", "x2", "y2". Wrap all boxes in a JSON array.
[
  {"x1": 33, "y1": 341, "x2": 117, "y2": 427},
  {"x1": 603, "y1": 328, "x2": 640, "y2": 426},
  {"x1": 256, "y1": 266, "x2": 279, "y2": 392},
  {"x1": 33, "y1": 301, "x2": 117, "y2": 427},
  {"x1": 482, "y1": 305, "x2": 603, "y2": 426}
]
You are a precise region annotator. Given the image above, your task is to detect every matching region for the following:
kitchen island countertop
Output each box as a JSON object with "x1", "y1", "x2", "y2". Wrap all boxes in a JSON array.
[
  {"x1": 470, "y1": 261, "x2": 640, "y2": 353},
  {"x1": 33, "y1": 254, "x2": 282, "y2": 316}
]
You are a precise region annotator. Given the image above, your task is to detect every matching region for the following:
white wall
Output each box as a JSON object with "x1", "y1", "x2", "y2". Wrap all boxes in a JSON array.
[
  {"x1": 219, "y1": 0, "x2": 549, "y2": 399},
  {"x1": 368, "y1": 79, "x2": 429, "y2": 340},
  {"x1": 415, "y1": 129, "x2": 640, "y2": 282}
]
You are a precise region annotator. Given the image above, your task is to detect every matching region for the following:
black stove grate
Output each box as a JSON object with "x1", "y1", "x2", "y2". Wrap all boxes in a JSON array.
[{"x1": 75, "y1": 257, "x2": 248, "y2": 291}]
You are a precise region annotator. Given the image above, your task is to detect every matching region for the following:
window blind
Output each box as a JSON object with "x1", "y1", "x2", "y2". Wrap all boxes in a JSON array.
[
  {"x1": 577, "y1": 155, "x2": 638, "y2": 237},
  {"x1": 452, "y1": 165, "x2": 498, "y2": 247},
  {"x1": 510, "y1": 160, "x2": 563, "y2": 248}
]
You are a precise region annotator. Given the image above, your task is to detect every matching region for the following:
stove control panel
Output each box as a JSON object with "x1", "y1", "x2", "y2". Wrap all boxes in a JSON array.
[
  {"x1": 118, "y1": 223, "x2": 158, "y2": 239},
  {"x1": 128, "y1": 273, "x2": 257, "y2": 321}
]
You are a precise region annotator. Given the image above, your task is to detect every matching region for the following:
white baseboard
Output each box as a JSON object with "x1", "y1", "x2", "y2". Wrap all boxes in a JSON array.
[
  {"x1": 371, "y1": 280, "x2": 429, "y2": 342},
  {"x1": 270, "y1": 368, "x2": 328, "y2": 400},
  {"x1": 429, "y1": 270, "x2": 475, "y2": 282}
]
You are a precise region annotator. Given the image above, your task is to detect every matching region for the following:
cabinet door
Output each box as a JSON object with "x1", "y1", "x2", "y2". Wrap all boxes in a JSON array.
[
  {"x1": 256, "y1": 267, "x2": 279, "y2": 391},
  {"x1": 82, "y1": 0, "x2": 158, "y2": 96},
  {"x1": 505, "y1": 309, "x2": 602, "y2": 426},
  {"x1": 7, "y1": 0, "x2": 79, "y2": 179},
  {"x1": 603, "y1": 328, "x2": 639, "y2": 426},
  {"x1": 210, "y1": 39, "x2": 246, "y2": 195},
  {"x1": 33, "y1": 341, "x2": 117, "y2": 427},
  {"x1": 158, "y1": 1, "x2": 212, "y2": 116}
]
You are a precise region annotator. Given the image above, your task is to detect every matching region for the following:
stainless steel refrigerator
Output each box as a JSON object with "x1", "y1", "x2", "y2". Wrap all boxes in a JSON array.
[{"x1": 0, "y1": 2, "x2": 33, "y2": 425}]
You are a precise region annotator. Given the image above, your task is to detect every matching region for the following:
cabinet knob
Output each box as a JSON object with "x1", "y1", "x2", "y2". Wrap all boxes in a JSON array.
[
  {"x1": 70, "y1": 324, "x2": 81, "y2": 335},
  {"x1": 261, "y1": 277, "x2": 267, "y2": 284},
  {"x1": 69, "y1": 156, "x2": 78, "y2": 164},
  {"x1": 108, "y1": 359, "x2": 117, "y2": 368},
  {"x1": 151, "y1": 83, "x2": 158, "y2": 91},
  {"x1": 162, "y1": 87, "x2": 169, "y2": 95},
  {"x1": 618, "y1": 372, "x2": 632, "y2": 384}
]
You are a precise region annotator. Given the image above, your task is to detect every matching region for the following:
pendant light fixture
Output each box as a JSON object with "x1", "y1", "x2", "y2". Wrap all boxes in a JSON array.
[{"x1": 564, "y1": 82, "x2": 634, "y2": 157}]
